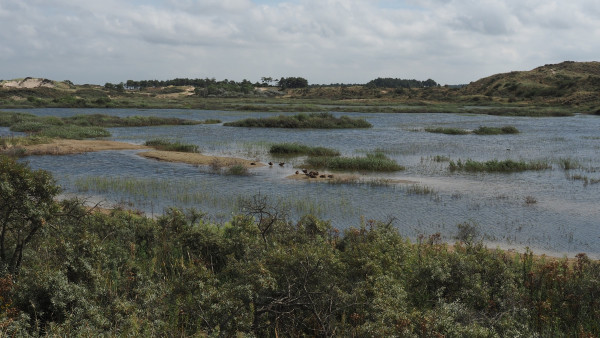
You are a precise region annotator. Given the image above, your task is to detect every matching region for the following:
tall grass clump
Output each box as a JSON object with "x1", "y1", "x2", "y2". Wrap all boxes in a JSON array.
[
  {"x1": 145, "y1": 139, "x2": 200, "y2": 153},
  {"x1": 38, "y1": 125, "x2": 111, "y2": 139},
  {"x1": 473, "y1": 125, "x2": 520, "y2": 135},
  {"x1": 64, "y1": 114, "x2": 204, "y2": 127},
  {"x1": 269, "y1": 143, "x2": 340, "y2": 157},
  {"x1": 425, "y1": 127, "x2": 469, "y2": 135},
  {"x1": 303, "y1": 152, "x2": 404, "y2": 172},
  {"x1": 226, "y1": 164, "x2": 250, "y2": 176},
  {"x1": 449, "y1": 159, "x2": 551, "y2": 172},
  {"x1": 224, "y1": 112, "x2": 372, "y2": 129}
]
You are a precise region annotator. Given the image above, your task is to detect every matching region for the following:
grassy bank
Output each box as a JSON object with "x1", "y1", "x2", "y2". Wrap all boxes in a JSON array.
[
  {"x1": 224, "y1": 112, "x2": 372, "y2": 129},
  {"x1": 303, "y1": 152, "x2": 404, "y2": 171},
  {"x1": 269, "y1": 142, "x2": 340, "y2": 156},
  {"x1": 449, "y1": 159, "x2": 551, "y2": 172},
  {"x1": 0, "y1": 111, "x2": 206, "y2": 139},
  {"x1": 145, "y1": 139, "x2": 200, "y2": 153}
]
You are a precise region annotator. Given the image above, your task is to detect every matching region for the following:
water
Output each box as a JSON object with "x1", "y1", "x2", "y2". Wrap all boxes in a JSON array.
[{"x1": 5, "y1": 108, "x2": 600, "y2": 257}]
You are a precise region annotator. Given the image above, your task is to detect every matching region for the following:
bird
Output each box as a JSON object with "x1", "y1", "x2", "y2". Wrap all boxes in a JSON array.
[
  {"x1": 320, "y1": 174, "x2": 326, "y2": 178},
  {"x1": 268, "y1": 162, "x2": 273, "y2": 166},
  {"x1": 295, "y1": 171, "x2": 299, "y2": 175},
  {"x1": 279, "y1": 162, "x2": 285, "y2": 166},
  {"x1": 327, "y1": 174, "x2": 334, "y2": 178},
  {"x1": 302, "y1": 169, "x2": 308, "y2": 174},
  {"x1": 250, "y1": 162, "x2": 256, "y2": 165}
]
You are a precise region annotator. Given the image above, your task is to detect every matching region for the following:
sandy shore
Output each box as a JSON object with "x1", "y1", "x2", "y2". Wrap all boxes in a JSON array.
[
  {"x1": 16, "y1": 139, "x2": 148, "y2": 155},
  {"x1": 287, "y1": 171, "x2": 416, "y2": 184},
  {"x1": 138, "y1": 150, "x2": 264, "y2": 168},
  {"x1": 6, "y1": 139, "x2": 263, "y2": 168}
]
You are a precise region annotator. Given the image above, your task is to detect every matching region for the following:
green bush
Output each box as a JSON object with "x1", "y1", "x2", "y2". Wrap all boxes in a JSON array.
[{"x1": 473, "y1": 125, "x2": 520, "y2": 135}]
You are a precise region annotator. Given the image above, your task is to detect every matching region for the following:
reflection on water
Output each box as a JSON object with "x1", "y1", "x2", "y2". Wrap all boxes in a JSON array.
[{"x1": 5, "y1": 108, "x2": 600, "y2": 258}]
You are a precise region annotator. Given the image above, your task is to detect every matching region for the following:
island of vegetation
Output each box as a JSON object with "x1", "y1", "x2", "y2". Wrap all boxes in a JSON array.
[
  {"x1": 223, "y1": 112, "x2": 372, "y2": 129},
  {"x1": 425, "y1": 125, "x2": 520, "y2": 135}
]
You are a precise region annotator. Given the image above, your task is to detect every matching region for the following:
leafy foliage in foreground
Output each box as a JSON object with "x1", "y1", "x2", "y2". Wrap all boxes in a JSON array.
[
  {"x1": 1, "y1": 161, "x2": 599, "y2": 336},
  {"x1": 224, "y1": 112, "x2": 372, "y2": 129}
]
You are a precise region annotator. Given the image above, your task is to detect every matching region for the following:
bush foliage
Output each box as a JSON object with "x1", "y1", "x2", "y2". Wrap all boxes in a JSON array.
[{"x1": 1, "y1": 160, "x2": 599, "y2": 336}]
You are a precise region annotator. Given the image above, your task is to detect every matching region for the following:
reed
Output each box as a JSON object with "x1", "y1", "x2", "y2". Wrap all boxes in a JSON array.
[
  {"x1": 269, "y1": 143, "x2": 340, "y2": 157},
  {"x1": 425, "y1": 127, "x2": 469, "y2": 135},
  {"x1": 224, "y1": 112, "x2": 372, "y2": 129},
  {"x1": 145, "y1": 138, "x2": 200, "y2": 153},
  {"x1": 473, "y1": 125, "x2": 519, "y2": 135},
  {"x1": 449, "y1": 159, "x2": 551, "y2": 172},
  {"x1": 303, "y1": 152, "x2": 404, "y2": 172}
]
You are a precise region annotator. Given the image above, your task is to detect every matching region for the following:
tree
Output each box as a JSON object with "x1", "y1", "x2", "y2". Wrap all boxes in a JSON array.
[
  {"x1": 278, "y1": 77, "x2": 309, "y2": 90},
  {"x1": 0, "y1": 156, "x2": 60, "y2": 274}
]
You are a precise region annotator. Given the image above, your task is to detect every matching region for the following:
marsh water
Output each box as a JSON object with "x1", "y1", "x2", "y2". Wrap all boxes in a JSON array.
[{"x1": 5, "y1": 108, "x2": 600, "y2": 257}]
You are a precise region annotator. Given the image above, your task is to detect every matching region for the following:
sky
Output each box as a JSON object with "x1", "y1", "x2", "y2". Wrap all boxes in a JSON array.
[{"x1": 0, "y1": 0, "x2": 598, "y2": 85}]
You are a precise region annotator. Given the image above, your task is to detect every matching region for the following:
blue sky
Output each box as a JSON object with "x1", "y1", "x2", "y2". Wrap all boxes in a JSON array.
[{"x1": 0, "y1": 0, "x2": 598, "y2": 85}]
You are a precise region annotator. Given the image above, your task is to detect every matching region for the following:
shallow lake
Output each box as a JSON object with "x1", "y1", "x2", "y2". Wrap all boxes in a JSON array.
[{"x1": 5, "y1": 108, "x2": 600, "y2": 257}]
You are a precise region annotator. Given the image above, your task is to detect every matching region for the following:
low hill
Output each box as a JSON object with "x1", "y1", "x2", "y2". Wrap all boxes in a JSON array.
[{"x1": 461, "y1": 61, "x2": 600, "y2": 107}]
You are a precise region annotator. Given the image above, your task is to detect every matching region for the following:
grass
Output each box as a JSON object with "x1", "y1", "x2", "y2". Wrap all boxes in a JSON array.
[
  {"x1": 449, "y1": 159, "x2": 551, "y2": 172},
  {"x1": 302, "y1": 152, "x2": 404, "y2": 172},
  {"x1": 473, "y1": 125, "x2": 520, "y2": 135},
  {"x1": 145, "y1": 139, "x2": 200, "y2": 153},
  {"x1": 425, "y1": 127, "x2": 470, "y2": 135},
  {"x1": 226, "y1": 164, "x2": 250, "y2": 176},
  {"x1": 0, "y1": 111, "x2": 205, "y2": 140},
  {"x1": 269, "y1": 143, "x2": 340, "y2": 157},
  {"x1": 224, "y1": 112, "x2": 372, "y2": 129},
  {"x1": 425, "y1": 125, "x2": 519, "y2": 135}
]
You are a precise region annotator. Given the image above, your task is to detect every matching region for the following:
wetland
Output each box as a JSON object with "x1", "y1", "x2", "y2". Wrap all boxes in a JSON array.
[{"x1": 2, "y1": 107, "x2": 599, "y2": 258}]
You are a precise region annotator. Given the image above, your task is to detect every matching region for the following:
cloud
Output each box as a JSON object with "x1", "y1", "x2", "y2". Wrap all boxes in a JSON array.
[{"x1": 0, "y1": 0, "x2": 598, "y2": 84}]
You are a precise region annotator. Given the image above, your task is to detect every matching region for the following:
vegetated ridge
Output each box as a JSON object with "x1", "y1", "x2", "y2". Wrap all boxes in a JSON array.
[{"x1": 1, "y1": 61, "x2": 600, "y2": 112}]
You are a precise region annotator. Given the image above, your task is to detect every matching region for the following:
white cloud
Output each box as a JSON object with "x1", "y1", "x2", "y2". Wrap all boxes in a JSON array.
[{"x1": 0, "y1": 0, "x2": 598, "y2": 84}]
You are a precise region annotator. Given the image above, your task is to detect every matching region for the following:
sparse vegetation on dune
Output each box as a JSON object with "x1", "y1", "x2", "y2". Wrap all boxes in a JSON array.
[
  {"x1": 224, "y1": 112, "x2": 372, "y2": 129},
  {"x1": 269, "y1": 142, "x2": 340, "y2": 156}
]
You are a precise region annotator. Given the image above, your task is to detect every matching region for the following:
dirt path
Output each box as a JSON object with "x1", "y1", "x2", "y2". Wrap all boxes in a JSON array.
[{"x1": 138, "y1": 150, "x2": 264, "y2": 167}]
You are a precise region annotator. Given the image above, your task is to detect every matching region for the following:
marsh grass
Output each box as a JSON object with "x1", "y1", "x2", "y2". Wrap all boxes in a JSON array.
[
  {"x1": 473, "y1": 125, "x2": 520, "y2": 135},
  {"x1": 425, "y1": 125, "x2": 519, "y2": 135},
  {"x1": 326, "y1": 176, "x2": 393, "y2": 186},
  {"x1": 38, "y1": 125, "x2": 111, "y2": 139},
  {"x1": 449, "y1": 159, "x2": 551, "y2": 172},
  {"x1": 226, "y1": 164, "x2": 250, "y2": 176},
  {"x1": 557, "y1": 158, "x2": 581, "y2": 170},
  {"x1": 269, "y1": 143, "x2": 340, "y2": 157},
  {"x1": 224, "y1": 112, "x2": 372, "y2": 129},
  {"x1": 303, "y1": 152, "x2": 405, "y2": 172},
  {"x1": 425, "y1": 127, "x2": 470, "y2": 135},
  {"x1": 0, "y1": 111, "x2": 204, "y2": 140},
  {"x1": 145, "y1": 138, "x2": 200, "y2": 153}
]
